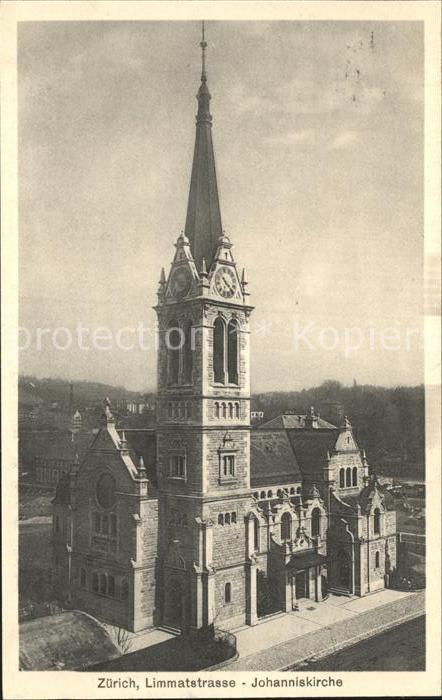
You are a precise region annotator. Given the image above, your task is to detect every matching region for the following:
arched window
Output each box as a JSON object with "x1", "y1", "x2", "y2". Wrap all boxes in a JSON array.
[
  {"x1": 121, "y1": 578, "x2": 129, "y2": 601},
  {"x1": 311, "y1": 507, "x2": 321, "y2": 537},
  {"x1": 168, "y1": 402, "x2": 173, "y2": 418},
  {"x1": 108, "y1": 575, "x2": 115, "y2": 597},
  {"x1": 296, "y1": 486, "x2": 302, "y2": 494},
  {"x1": 254, "y1": 517, "x2": 259, "y2": 551},
  {"x1": 167, "y1": 320, "x2": 180, "y2": 385},
  {"x1": 92, "y1": 572, "x2": 99, "y2": 593},
  {"x1": 375, "y1": 551, "x2": 380, "y2": 568},
  {"x1": 352, "y1": 466, "x2": 358, "y2": 486},
  {"x1": 290, "y1": 487, "x2": 295, "y2": 495},
  {"x1": 218, "y1": 513, "x2": 224, "y2": 526},
  {"x1": 182, "y1": 320, "x2": 193, "y2": 383},
  {"x1": 99, "y1": 573, "x2": 107, "y2": 595},
  {"x1": 229, "y1": 403, "x2": 233, "y2": 418},
  {"x1": 213, "y1": 317, "x2": 225, "y2": 383},
  {"x1": 260, "y1": 491, "x2": 266, "y2": 499},
  {"x1": 231, "y1": 512, "x2": 237, "y2": 523},
  {"x1": 235, "y1": 402, "x2": 240, "y2": 419},
  {"x1": 374, "y1": 508, "x2": 381, "y2": 534},
  {"x1": 346, "y1": 467, "x2": 352, "y2": 487},
  {"x1": 267, "y1": 490, "x2": 273, "y2": 498},
  {"x1": 281, "y1": 512, "x2": 291, "y2": 541},
  {"x1": 222, "y1": 402, "x2": 227, "y2": 418},
  {"x1": 339, "y1": 469, "x2": 345, "y2": 488},
  {"x1": 225, "y1": 582, "x2": 232, "y2": 604},
  {"x1": 227, "y1": 319, "x2": 239, "y2": 384},
  {"x1": 80, "y1": 568, "x2": 87, "y2": 590},
  {"x1": 225, "y1": 512, "x2": 231, "y2": 525},
  {"x1": 215, "y1": 402, "x2": 220, "y2": 419}
]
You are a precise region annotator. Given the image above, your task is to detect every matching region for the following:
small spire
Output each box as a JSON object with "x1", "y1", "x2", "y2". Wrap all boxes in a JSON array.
[
  {"x1": 200, "y1": 20, "x2": 207, "y2": 81},
  {"x1": 159, "y1": 267, "x2": 166, "y2": 285},
  {"x1": 200, "y1": 257, "x2": 207, "y2": 276},
  {"x1": 241, "y1": 268, "x2": 248, "y2": 286},
  {"x1": 138, "y1": 455, "x2": 147, "y2": 478},
  {"x1": 103, "y1": 397, "x2": 115, "y2": 424}
]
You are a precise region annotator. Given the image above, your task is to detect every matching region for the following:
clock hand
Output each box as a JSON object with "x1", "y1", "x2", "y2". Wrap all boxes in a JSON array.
[{"x1": 223, "y1": 276, "x2": 234, "y2": 293}]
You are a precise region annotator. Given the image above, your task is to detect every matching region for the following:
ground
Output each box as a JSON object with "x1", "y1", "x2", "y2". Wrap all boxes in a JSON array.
[
  {"x1": 19, "y1": 487, "x2": 54, "y2": 609},
  {"x1": 286, "y1": 615, "x2": 425, "y2": 671}
]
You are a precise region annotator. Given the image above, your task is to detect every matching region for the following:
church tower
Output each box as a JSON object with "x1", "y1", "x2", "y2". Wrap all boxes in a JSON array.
[{"x1": 155, "y1": 24, "x2": 254, "y2": 631}]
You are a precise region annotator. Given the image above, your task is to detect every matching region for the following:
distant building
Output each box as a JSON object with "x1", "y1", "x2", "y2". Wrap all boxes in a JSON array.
[
  {"x1": 115, "y1": 398, "x2": 151, "y2": 416},
  {"x1": 250, "y1": 410, "x2": 264, "y2": 425},
  {"x1": 71, "y1": 410, "x2": 82, "y2": 434}
]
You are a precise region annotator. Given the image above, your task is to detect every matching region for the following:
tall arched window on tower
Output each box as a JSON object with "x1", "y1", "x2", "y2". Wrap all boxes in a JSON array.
[
  {"x1": 352, "y1": 466, "x2": 358, "y2": 486},
  {"x1": 182, "y1": 319, "x2": 193, "y2": 384},
  {"x1": 281, "y1": 512, "x2": 291, "y2": 541},
  {"x1": 339, "y1": 469, "x2": 345, "y2": 488},
  {"x1": 374, "y1": 507, "x2": 381, "y2": 535},
  {"x1": 346, "y1": 467, "x2": 352, "y2": 487},
  {"x1": 167, "y1": 319, "x2": 180, "y2": 385},
  {"x1": 227, "y1": 319, "x2": 239, "y2": 384},
  {"x1": 213, "y1": 317, "x2": 225, "y2": 383},
  {"x1": 311, "y1": 507, "x2": 321, "y2": 537},
  {"x1": 254, "y1": 517, "x2": 259, "y2": 551}
]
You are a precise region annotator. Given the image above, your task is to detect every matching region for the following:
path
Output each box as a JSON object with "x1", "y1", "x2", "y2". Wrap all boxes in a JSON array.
[{"x1": 221, "y1": 589, "x2": 424, "y2": 671}]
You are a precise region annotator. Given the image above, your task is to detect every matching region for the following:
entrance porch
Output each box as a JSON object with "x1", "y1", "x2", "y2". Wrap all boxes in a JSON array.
[{"x1": 284, "y1": 551, "x2": 327, "y2": 612}]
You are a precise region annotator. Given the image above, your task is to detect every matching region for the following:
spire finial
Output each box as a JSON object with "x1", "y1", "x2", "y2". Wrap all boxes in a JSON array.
[{"x1": 200, "y1": 20, "x2": 207, "y2": 81}]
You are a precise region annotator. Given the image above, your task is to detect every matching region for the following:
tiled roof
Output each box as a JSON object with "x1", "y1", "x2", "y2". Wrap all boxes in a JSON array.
[
  {"x1": 20, "y1": 430, "x2": 94, "y2": 463},
  {"x1": 258, "y1": 414, "x2": 337, "y2": 430},
  {"x1": 287, "y1": 431, "x2": 338, "y2": 476},
  {"x1": 250, "y1": 430, "x2": 302, "y2": 487},
  {"x1": 124, "y1": 429, "x2": 157, "y2": 486}
]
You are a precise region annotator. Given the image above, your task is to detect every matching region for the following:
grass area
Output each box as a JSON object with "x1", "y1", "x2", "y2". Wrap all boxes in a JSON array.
[
  {"x1": 20, "y1": 518, "x2": 54, "y2": 605},
  {"x1": 89, "y1": 632, "x2": 235, "y2": 672},
  {"x1": 19, "y1": 487, "x2": 54, "y2": 520},
  {"x1": 19, "y1": 487, "x2": 54, "y2": 606}
]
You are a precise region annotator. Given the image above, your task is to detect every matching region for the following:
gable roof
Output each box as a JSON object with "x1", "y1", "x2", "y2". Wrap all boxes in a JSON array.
[
  {"x1": 259, "y1": 414, "x2": 337, "y2": 430},
  {"x1": 250, "y1": 430, "x2": 302, "y2": 487},
  {"x1": 287, "y1": 430, "x2": 338, "y2": 476}
]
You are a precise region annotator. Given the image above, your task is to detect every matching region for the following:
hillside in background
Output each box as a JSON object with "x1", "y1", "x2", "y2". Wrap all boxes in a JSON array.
[
  {"x1": 19, "y1": 376, "x2": 425, "y2": 479},
  {"x1": 19, "y1": 375, "x2": 155, "y2": 409}
]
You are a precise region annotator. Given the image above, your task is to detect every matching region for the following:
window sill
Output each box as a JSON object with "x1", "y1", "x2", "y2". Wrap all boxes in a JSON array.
[
  {"x1": 169, "y1": 476, "x2": 186, "y2": 481},
  {"x1": 219, "y1": 477, "x2": 238, "y2": 485}
]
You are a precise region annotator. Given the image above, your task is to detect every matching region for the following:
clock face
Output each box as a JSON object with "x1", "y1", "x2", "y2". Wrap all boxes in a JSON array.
[
  {"x1": 214, "y1": 266, "x2": 237, "y2": 299},
  {"x1": 170, "y1": 268, "x2": 191, "y2": 298}
]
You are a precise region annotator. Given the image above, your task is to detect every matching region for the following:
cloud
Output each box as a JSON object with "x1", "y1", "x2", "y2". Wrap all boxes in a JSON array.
[
  {"x1": 329, "y1": 131, "x2": 359, "y2": 150},
  {"x1": 264, "y1": 128, "x2": 316, "y2": 146}
]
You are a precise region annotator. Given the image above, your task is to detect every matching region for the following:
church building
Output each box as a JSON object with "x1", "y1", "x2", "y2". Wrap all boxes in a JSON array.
[{"x1": 53, "y1": 29, "x2": 398, "y2": 633}]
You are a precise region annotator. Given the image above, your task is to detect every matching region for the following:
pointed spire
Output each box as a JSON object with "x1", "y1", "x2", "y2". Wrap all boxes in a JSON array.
[
  {"x1": 200, "y1": 20, "x2": 207, "y2": 82},
  {"x1": 184, "y1": 21, "x2": 223, "y2": 270},
  {"x1": 200, "y1": 257, "x2": 207, "y2": 276},
  {"x1": 159, "y1": 267, "x2": 166, "y2": 285}
]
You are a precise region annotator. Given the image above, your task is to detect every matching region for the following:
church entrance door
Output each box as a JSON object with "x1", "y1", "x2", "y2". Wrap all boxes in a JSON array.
[
  {"x1": 165, "y1": 575, "x2": 184, "y2": 629},
  {"x1": 295, "y1": 570, "x2": 308, "y2": 600},
  {"x1": 337, "y1": 550, "x2": 350, "y2": 589}
]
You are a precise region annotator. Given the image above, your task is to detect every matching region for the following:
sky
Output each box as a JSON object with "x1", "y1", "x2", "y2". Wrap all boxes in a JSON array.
[{"x1": 18, "y1": 20, "x2": 424, "y2": 392}]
